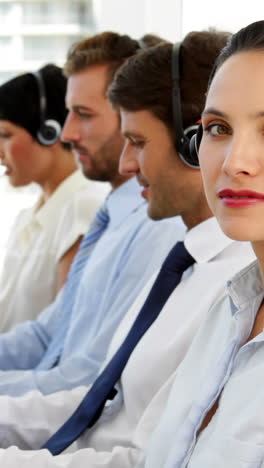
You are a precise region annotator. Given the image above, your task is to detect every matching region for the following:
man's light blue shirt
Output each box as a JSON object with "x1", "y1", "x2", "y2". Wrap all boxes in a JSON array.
[
  {"x1": 0, "y1": 177, "x2": 185, "y2": 396},
  {"x1": 141, "y1": 258, "x2": 264, "y2": 468}
]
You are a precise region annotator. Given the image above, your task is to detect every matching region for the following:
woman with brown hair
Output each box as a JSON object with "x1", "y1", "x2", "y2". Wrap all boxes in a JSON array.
[{"x1": 142, "y1": 20, "x2": 264, "y2": 468}]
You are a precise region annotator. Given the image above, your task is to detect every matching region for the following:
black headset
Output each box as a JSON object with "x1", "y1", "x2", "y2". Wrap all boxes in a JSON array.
[
  {"x1": 31, "y1": 70, "x2": 62, "y2": 146},
  {"x1": 172, "y1": 42, "x2": 202, "y2": 168}
]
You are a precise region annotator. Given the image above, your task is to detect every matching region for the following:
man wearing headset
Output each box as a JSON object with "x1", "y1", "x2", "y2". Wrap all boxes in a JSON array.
[
  {"x1": 0, "y1": 32, "x2": 184, "y2": 395},
  {"x1": 0, "y1": 31, "x2": 254, "y2": 466}
]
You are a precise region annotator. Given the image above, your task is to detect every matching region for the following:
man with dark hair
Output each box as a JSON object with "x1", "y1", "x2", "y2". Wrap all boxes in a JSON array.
[
  {"x1": 0, "y1": 31, "x2": 182, "y2": 397},
  {"x1": 0, "y1": 29, "x2": 254, "y2": 467}
]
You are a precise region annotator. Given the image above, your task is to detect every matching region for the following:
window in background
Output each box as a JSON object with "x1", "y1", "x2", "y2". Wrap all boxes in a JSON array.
[
  {"x1": 0, "y1": 0, "x2": 96, "y2": 82},
  {"x1": 23, "y1": 35, "x2": 83, "y2": 61},
  {"x1": 0, "y1": 2, "x2": 14, "y2": 22},
  {"x1": 0, "y1": 36, "x2": 13, "y2": 53},
  {"x1": 22, "y1": 1, "x2": 94, "y2": 26}
]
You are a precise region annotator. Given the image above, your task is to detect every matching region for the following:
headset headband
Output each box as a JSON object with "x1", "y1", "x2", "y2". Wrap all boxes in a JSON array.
[
  {"x1": 32, "y1": 71, "x2": 47, "y2": 126},
  {"x1": 30, "y1": 70, "x2": 61, "y2": 146},
  {"x1": 172, "y1": 42, "x2": 188, "y2": 153},
  {"x1": 171, "y1": 42, "x2": 200, "y2": 168}
]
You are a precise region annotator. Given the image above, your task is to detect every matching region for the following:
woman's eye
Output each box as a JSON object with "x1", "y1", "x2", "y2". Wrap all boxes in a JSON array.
[{"x1": 205, "y1": 124, "x2": 230, "y2": 136}]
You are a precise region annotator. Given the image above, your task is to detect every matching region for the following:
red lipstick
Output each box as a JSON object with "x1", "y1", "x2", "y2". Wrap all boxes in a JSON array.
[{"x1": 218, "y1": 189, "x2": 264, "y2": 207}]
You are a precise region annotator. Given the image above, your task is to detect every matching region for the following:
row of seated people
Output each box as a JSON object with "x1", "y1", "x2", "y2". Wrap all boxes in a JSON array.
[{"x1": 0, "y1": 20, "x2": 260, "y2": 467}]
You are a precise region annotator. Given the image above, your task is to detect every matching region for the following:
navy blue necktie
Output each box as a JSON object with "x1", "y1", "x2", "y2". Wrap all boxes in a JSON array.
[{"x1": 42, "y1": 241, "x2": 195, "y2": 455}]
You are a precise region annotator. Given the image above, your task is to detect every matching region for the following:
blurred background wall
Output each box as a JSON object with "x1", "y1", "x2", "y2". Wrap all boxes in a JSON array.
[{"x1": 1, "y1": 0, "x2": 263, "y2": 85}]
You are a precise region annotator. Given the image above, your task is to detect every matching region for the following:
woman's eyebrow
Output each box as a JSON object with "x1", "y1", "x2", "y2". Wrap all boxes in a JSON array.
[
  {"x1": 202, "y1": 108, "x2": 264, "y2": 120},
  {"x1": 202, "y1": 107, "x2": 228, "y2": 118}
]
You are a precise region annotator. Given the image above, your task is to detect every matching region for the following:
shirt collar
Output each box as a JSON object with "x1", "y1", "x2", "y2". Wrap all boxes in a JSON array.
[
  {"x1": 34, "y1": 170, "x2": 89, "y2": 229},
  {"x1": 106, "y1": 177, "x2": 145, "y2": 229},
  {"x1": 184, "y1": 216, "x2": 235, "y2": 264},
  {"x1": 227, "y1": 260, "x2": 263, "y2": 313}
]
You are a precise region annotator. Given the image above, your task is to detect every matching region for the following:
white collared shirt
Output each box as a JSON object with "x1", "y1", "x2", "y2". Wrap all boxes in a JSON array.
[
  {"x1": 0, "y1": 218, "x2": 255, "y2": 467},
  {"x1": 0, "y1": 170, "x2": 108, "y2": 331}
]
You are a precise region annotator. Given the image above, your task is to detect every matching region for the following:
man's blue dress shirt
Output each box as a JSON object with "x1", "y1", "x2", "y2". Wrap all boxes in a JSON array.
[{"x1": 0, "y1": 178, "x2": 185, "y2": 396}]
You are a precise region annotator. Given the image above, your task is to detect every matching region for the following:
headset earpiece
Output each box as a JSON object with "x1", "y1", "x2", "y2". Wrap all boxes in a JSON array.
[
  {"x1": 171, "y1": 43, "x2": 200, "y2": 169},
  {"x1": 37, "y1": 119, "x2": 61, "y2": 146},
  {"x1": 188, "y1": 124, "x2": 203, "y2": 167},
  {"x1": 195, "y1": 124, "x2": 203, "y2": 152},
  {"x1": 31, "y1": 71, "x2": 61, "y2": 146}
]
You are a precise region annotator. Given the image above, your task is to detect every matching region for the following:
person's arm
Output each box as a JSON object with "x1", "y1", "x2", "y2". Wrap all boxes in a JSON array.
[
  {"x1": 0, "y1": 372, "x2": 176, "y2": 466},
  {"x1": 0, "y1": 388, "x2": 142, "y2": 467},
  {"x1": 0, "y1": 386, "x2": 89, "y2": 449},
  {"x1": 55, "y1": 236, "x2": 83, "y2": 292},
  {"x1": 0, "y1": 215, "x2": 183, "y2": 396},
  {"x1": 0, "y1": 351, "x2": 102, "y2": 396},
  {"x1": 0, "y1": 446, "x2": 141, "y2": 467},
  {"x1": 0, "y1": 290, "x2": 63, "y2": 372}
]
